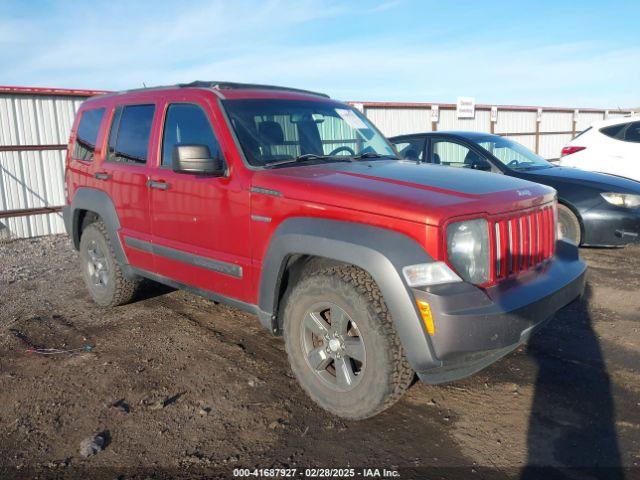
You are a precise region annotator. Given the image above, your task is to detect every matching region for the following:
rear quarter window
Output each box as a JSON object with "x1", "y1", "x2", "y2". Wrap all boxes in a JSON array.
[
  {"x1": 73, "y1": 108, "x2": 105, "y2": 161},
  {"x1": 600, "y1": 123, "x2": 626, "y2": 140},
  {"x1": 623, "y1": 121, "x2": 640, "y2": 143}
]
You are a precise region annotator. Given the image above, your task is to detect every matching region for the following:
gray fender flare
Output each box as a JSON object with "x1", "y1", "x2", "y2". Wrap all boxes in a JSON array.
[
  {"x1": 258, "y1": 217, "x2": 440, "y2": 372},
  {"x1": 66, "y1": 187, "x2": 135, "y2": 277}
]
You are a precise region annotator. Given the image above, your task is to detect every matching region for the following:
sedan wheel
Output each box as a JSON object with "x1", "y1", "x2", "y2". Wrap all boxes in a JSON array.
[{"x1": 557, "y1": 204, "x2": 582, "y2": 246}]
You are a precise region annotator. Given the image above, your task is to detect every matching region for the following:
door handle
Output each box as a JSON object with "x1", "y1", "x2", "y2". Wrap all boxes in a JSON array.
[
  {"x1": 94, "y1": 172, "x2": 111, "y2": 181},
  {"x1": 147, "y1": 179, "x2": 170, "y2": 190}
]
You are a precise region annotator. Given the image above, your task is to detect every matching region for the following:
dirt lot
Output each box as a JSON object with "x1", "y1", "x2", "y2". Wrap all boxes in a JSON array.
[{"x1": 0, "y1": 235, "x2": 639, "y2": 479}]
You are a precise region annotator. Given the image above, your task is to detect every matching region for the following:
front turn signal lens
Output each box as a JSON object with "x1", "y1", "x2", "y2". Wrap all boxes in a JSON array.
[
  {"x1": 402, "y1": 261, "x2": 461, "y2": 287},
  {"x1": 417, "y1": 300, "x2": 435, "y2": 335}
]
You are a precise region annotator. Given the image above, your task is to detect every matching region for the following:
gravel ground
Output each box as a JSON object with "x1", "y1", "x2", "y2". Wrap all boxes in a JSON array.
[{"x1": 0, "y1": 235, "x2": 639, "y2": 479}]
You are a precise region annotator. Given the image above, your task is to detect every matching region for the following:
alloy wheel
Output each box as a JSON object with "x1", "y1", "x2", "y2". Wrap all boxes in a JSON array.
[
  {"x1": 300, "y1": 302, "x2": 366, "y2": 391},
  {"x1": 86, "y1": 240, "x2": 109, "y2": 288}
]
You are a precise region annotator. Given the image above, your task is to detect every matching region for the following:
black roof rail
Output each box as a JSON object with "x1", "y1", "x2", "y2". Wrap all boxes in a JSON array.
[{"x1": 178, "y1": 80, "x2": 330, "y2": 98}]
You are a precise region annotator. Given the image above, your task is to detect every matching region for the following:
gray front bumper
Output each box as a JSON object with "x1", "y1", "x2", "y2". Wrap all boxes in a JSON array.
[{"x1": 413, "y1": 240, "x2": 586, "y2": 384}]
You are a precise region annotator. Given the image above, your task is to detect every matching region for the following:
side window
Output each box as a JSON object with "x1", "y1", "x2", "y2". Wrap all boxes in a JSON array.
[
  {"x1": 73, "y1": 108, "x2": 105, "y2": 161},
  {"x1": 488, "y1": 145, "x2": 531, "y2": 165},
  {"x1": 623, "y1": 121, "x2": 640, "y2": 143},
  {"x1": 600, "y1": 123, "x2": 626, "y2": 140},
  {"x1": 162, "y1": 103, "x2": 223, "y2": 167},
  {"x1": 432, "y1": 139, "x2": 492, "y2": 170},
  {"x1": 432, "y1": 140, "x2": 469, "y2": 167},
  {"x1": 392, "y1": 138, "x2": 424, "y2": 161},
  {"x1": 107, "y1": 104, "x2": 155, "y2": 164}
]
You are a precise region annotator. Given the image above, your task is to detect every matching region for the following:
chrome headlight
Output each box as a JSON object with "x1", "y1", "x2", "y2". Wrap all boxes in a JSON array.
[
  {"x1": 601, "y1": 192, "x2": 640, "y2": 209},
  {"x1": 446, "y1": 219, "x2": 490, "y2": 284}
]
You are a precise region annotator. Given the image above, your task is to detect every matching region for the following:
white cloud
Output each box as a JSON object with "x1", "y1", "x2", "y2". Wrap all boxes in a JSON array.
[
  {"x1": 1, "y1": 0, "x2": 637, "y2": 108},
  {"x1": 369, "y1": 0, "x2": 403, "y2": 13}
]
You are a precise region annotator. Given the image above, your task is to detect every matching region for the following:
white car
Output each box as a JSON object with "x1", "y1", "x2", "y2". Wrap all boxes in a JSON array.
[{"x1": 559, "y1": 116, "x2": 640, "y2": 182}]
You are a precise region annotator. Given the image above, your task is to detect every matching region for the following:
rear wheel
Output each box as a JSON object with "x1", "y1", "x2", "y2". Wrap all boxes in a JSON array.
[
  {"x1": 283, "y1": 265, "x2": 414, "y2": 420},
  {"x1": 557, "y1": 204, "x2": 581, "y2": 246},
  {"x1": 79, "y1": 221, "x2": 140, "y2": 307}
]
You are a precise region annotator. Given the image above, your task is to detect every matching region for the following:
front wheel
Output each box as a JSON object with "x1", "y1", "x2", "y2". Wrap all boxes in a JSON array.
[
  {"x1": 557, "y1": 204, "x2": 581, "y2": 246},
  {"x1": 283, "y1": 265, "x2": 414, "y2": 420}
]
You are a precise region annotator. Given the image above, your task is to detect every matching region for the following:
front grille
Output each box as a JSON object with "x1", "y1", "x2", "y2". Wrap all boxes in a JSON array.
[{"x1": 491, "y1": 204, "x2": 556, "y2": 281}]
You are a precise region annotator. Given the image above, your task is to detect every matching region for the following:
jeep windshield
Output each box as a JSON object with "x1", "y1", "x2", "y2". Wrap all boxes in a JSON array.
[{"x1": 222, "y1": 99, "x2": 398, "y2": 167}]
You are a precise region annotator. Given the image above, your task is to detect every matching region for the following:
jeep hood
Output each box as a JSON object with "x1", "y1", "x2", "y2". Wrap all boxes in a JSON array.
[{"x1": 252, "y1": 160, "x2": 556, "y2": 225}]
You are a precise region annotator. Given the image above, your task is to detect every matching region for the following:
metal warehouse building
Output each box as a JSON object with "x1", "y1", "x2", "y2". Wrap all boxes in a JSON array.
[
  {"x1": 0, "y1": 85, "x2": 634, "y2": 239},
  {"x1": 0, "y1": 86, "x2": 105, "y2": 239},
  {"x1": 353, "y1": 101, "x2": 632, "y2": 159}
]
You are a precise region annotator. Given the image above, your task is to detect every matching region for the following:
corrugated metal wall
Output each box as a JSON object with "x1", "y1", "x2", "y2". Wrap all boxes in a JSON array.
[
  {"x1": 0, "y1": 86, "x2": 634, "y2": 239},
  {"x1": 0, "y1": 88, "x2": 94, "y2": 239},
  {"x1": 365, "y1": 108, "x2": 433, "y2": 137},
  {"x1": 360, "y1": 103, "x2": 634, "y2": 161}
]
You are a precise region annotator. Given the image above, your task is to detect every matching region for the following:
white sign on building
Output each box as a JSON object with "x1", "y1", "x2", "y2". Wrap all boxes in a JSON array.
[
  {"x1": 490, "y1": 106, "x2": 498, "y2": 123},
  {"x1": 456, "y1": 97, "x2": 475, "y2": 118},
  {"x1": 430, "y1": 105, "x2": 439, "y2": 123}
]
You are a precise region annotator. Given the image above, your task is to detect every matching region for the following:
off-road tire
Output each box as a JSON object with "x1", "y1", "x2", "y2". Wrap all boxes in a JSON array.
[
  {"x1": 283, "y1": 265, "x2": 414, "y2": 420},
  {"x1": 79, "y1": 220, "x2": 140, "y2": 307},
  {"x1": 557, "y1": 204, "x2": 581, "y2": 246}
]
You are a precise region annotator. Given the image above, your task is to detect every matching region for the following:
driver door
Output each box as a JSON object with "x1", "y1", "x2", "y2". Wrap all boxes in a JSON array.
[{"x1": 147, "y1": 94, "x2": 252, "y2": 304}]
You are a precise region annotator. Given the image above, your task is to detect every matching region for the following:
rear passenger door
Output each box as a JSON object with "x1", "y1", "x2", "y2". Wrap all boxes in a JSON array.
[
  {"x1": 614, "y1": 121, "x2": 640, "y2": 179},
  {"x1": 147, "y1": 96, "x2": 252, "y2": 304},
  {"x1": 595, "y1": 122, "x2": 638, "y2": 177},
  {"x1": 99, "y1": 103, "x2": 158, "y2": 272}
]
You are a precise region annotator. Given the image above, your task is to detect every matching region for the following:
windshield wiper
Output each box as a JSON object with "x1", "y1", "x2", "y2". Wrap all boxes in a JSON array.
[
  {"x1": 352, "y1": 152, "x2": 398, "y2": 161},
  {"x1": 263, "y1": 154, "x2": 353, "y2": 168},
  {"x1": 515, "y1": 165, "x2": 549, "y2": 171}
]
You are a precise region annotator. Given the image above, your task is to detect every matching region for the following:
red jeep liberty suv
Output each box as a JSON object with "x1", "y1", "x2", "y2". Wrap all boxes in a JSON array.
[{"x1": 63, "y1": 81, "x2": 586, "y2": 419}]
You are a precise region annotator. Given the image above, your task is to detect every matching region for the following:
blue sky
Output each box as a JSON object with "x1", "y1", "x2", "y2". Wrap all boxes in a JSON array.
[{"x1": 1, "y1": 0, "x2": 638, "y2": 108}]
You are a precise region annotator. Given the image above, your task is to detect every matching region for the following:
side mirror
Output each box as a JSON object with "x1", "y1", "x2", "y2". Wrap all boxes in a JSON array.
[{"x1": 172, "y1": 144, "x2": 224, "y2": 175}]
